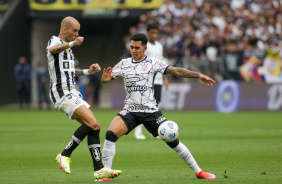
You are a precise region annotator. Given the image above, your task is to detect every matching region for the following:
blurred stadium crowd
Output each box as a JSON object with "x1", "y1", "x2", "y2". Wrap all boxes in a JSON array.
[{"x1": 122, "y1": 0, "x2": 282, "y2": 82}]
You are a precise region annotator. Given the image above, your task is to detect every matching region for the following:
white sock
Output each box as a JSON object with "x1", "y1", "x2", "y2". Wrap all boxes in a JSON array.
[
  {"x1": 173, "y1": 141, "x2": 202, "y2": 174},
  {"x1": 102, "y1": 139, "x2": 116, "y2": 169},
  {"x1": 134, "y1": 124, "x2": 143, "y2": 135}
]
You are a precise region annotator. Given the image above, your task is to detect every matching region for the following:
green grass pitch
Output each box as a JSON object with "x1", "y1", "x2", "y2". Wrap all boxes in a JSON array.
[{"x1": 0, "y1": 109, "x2": 281, "y2": 184}]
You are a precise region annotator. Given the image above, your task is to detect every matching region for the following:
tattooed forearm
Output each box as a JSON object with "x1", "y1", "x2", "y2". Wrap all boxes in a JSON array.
[
  {"x1": 75, "y1": 69, "x2": 84, "y2": 76},
  {"x1": 166, "y1": 66, "x2": 177, "y2": 75},
  {"x1": 166, "y1": 66, "x2": 199, "y2": 78}
]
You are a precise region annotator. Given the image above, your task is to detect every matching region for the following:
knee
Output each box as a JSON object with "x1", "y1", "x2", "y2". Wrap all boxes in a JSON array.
[
  {"x1": 93, "y1": 122, "x2": 101, "y2": 130},
  {"x1": 85, "y1": 119, "x2": 100, "y2": 130},
  {"x1": 105, "y1": 130, "x2": 118, "y2": 143}
]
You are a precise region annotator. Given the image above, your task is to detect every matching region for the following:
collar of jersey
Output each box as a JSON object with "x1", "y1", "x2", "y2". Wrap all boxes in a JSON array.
[
  {"x1": 132, "y1": 56, "x2": 147, "y2": 63},
  {"x1": 54, "y1": 35, "x2": 67, "y2": 43}
]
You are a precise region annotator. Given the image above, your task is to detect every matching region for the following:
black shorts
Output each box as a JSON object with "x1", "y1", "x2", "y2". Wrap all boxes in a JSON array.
[
  {"x1": 154, "y1": 84, "x2": 162, "y2": 104},
  {"x1": 117, "y1": 110, "x2": 166, "y2": 137}
]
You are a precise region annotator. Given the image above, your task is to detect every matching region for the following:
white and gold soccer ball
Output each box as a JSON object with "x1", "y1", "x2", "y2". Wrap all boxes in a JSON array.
[{"x1": 158, "y1": 121, "x2": 179, "y2": 142}]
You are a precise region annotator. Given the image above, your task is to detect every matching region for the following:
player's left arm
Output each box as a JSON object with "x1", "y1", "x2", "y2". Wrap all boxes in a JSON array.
[
  {"x1": 166, "y1": 66, "x2": 216, "y2": 86},
  {"x1": 75, "y1": 63, "x2": 101, "y2": 76}
]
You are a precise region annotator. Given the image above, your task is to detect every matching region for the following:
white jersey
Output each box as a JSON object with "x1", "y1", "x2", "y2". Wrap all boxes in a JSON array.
[
  {"x1": 46, "y1": 36, "x2": 76, "y2": 104},
  {"x1": 112, "y1": 56, "x2": 169, "y2": 113},
  {"x1": 145, "y1": 41, "x2": 166, "y2": 85}
]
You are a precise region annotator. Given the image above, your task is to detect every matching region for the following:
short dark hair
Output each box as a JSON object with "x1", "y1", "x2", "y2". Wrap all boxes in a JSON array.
[
  {"x1": 147, "y1": 23, "x2": 159, "y2": 32},
  {"x1": 130, "y1": 33, "x2": 148, "y2": 45}
]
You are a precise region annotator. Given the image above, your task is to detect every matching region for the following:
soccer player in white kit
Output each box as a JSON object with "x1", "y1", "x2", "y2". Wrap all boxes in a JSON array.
[
  {"x1": 46, "y1": 16, "x2": 121, "y2": 182},
  {"x1": 134, "y1": 23, "x2": 169, "y2": 139},
  {"x1": 101, "y1": 33, "x2": 216, "y2": 179}
]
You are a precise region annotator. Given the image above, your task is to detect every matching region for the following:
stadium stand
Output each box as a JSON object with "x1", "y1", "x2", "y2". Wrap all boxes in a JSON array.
[{"x1": 124, "y1": 0, "x2": 281, "y2": 82}]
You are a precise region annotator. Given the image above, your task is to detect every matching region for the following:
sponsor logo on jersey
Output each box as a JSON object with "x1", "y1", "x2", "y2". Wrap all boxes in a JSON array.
[
  {"x1": 129, "y1": 105, "x2": 150, "y2": 111},
  {"x1": 126, "y1": 85, "x2": 148, "y2": 92},
  {"x1": 63, "y1": 62, "x2": 70, "y2": 69},
  {"x1": 125, "y1": 78, "x2": 139, "y2": 82},
  {"x1": 125, "y1": 78, "x2": 147, "y2": 92}
]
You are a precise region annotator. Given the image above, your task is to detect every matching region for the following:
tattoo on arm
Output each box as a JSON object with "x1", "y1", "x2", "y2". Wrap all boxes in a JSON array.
[
  {"x1": 166, "y1": 66, "x2": 199, "y2": 78},
  {"x1": 166, "y1": 66, "x2": 177, "y2": 75},
  {"x1": 75, "y1": 69, "x2": 83, "y2": 76}
]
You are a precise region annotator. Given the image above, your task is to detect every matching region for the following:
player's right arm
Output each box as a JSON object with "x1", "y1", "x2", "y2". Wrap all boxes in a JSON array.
[{"x1": 49, "y1": 36, "x2": 84, "y2": 54}]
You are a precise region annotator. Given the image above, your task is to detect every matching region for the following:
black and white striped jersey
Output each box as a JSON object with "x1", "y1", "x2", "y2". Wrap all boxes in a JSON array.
[
  {"x1": 46, "y1": 36, "x2": 76, "y2": 104},
  {"x1": 112, "y1": 56, "x2": 169, "y2": 112}
]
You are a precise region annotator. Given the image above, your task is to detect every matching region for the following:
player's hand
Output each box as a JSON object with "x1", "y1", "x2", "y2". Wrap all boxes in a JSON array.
[
  {"x1": 198, "y1": 74, "x2": 216, "y2": 86},
  {"x1": 88, "y1": 63, "x2": 101, "y2": 74},
  {"x1": 73, "y1": 36, "x2": 84, "y2": 47},
  {"x1": 101, "y1": 67, "x2": 114, "y2": 83}
]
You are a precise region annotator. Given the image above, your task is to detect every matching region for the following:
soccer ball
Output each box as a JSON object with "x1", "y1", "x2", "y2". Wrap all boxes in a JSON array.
[{"x1": 158, "y1": 120, "x2": 179, "y2": 142}]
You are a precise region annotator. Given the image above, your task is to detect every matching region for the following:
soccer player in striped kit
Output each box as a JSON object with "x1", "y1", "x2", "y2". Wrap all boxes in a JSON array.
[{"x1": 46, "y1": 16, "x2": 121, "y2": 182}]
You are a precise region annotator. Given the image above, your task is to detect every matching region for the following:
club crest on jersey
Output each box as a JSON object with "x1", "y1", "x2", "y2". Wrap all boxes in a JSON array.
[{"x1": 140, "y1": 63, "x2": 149, "y2": 71}]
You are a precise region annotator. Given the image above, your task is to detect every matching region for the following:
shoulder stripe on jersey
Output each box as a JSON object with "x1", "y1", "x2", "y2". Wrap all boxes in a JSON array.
[
  {"x1": 65, "y1": 71, "x2": 71, "y2": 91},
  {"x1": 53, "y1": 53, "x2": 64, "y2": 98},
  {"x1": 63, "y1": 50, "x2": 68, "y2": 60},
  {"x1": 59, "y1": 40, "x2": 68, "y2": 60},
  {"x1": 48, "y1": 36, "x2": 54, "y2": 46},
  {"x1": 71, "y1": 71, "x2": 75, "y2": 85},
  {"x1": 48, "y1": 39, "x2": 52, "y2": 46},
  {"x1": 50, "y1": 81, "x2": 56, "y2": 103},
  {"x1": 69, "y1": 49, "x2": 73, "y2": 60}
]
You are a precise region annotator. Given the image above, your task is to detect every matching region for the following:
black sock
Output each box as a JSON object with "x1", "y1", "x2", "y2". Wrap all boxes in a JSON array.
[
  {"x1": 61, "y1": 124, "x2": 92, "y2": 157},
  {"x1": 88, "y1": 129, "x2": 104, "y2": 171}
]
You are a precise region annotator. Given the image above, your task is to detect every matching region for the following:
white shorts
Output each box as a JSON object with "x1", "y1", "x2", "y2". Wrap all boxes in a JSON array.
[{"x1": 54, "y1": 91, "x2": 90, "y2": 120}]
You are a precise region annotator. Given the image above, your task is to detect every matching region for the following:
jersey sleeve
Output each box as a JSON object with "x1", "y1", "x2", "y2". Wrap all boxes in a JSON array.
[
  {"x1": 47, "y1": 37, "x2": 61, "y2": 52},
  {"x1": 111, "y1": 60, "x2": 123, "y2": 79},
  {"x1": 152, "y1": 58, "x2": 169, "y2": 75}
]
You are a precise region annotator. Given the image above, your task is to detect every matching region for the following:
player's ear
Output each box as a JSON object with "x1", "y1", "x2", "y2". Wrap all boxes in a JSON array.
[
  {"x1": 144, "y1": 45, "x2": 147, "y2": 52},
  {"x1": 62, "y1": 27, "x2": 67, "y2": 34}
]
